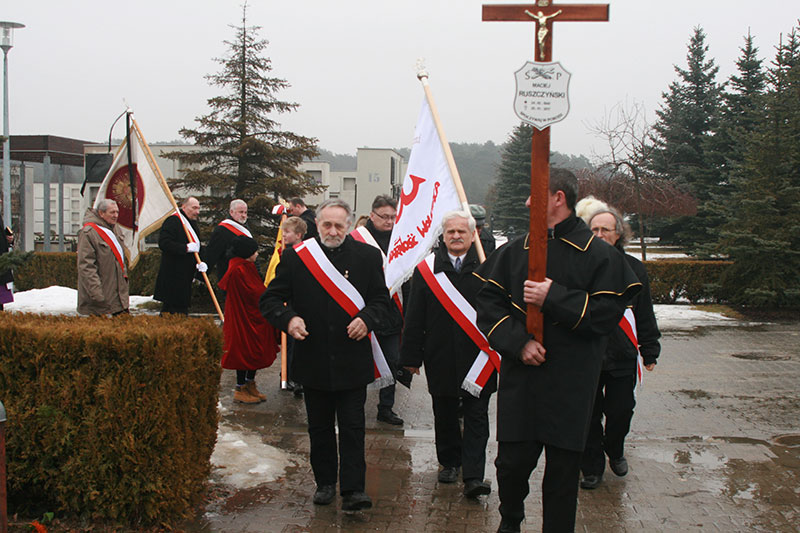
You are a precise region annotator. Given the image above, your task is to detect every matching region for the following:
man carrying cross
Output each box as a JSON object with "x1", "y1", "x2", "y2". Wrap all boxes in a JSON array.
[{"x1": 475, "y1": 169, "x2": 640, "y2": 532}]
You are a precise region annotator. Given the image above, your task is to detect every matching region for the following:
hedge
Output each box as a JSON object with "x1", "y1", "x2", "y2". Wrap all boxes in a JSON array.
[
  {"x1": 0, "y1": 313, "x2": 223, "y2": 524},
  {"x1": 644, "y1": 259, "x2": 733, "y2": 304}
]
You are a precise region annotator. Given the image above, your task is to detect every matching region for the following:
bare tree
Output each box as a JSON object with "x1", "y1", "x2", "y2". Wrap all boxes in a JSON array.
[{"x1": 587, "y1": 100, "x2": 695, "y2": 260}]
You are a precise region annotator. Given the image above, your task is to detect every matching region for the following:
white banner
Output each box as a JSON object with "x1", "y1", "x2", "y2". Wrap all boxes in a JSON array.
[
  {"x1": 93, "y1": 121, "x2": 174, "y2": 267},
  {"x1": 385, "y1": 97, "x2": 461, "y2": 294}
]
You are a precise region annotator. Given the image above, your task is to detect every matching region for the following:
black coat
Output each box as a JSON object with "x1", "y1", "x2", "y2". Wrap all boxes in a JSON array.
[
  {"x1": 0, "y1": 230, "x2": 12, "y2": 285},
  {"x1": 604, "y1": 253, "x2": 661, "y2": 374},
  {"x1": 475, "y1": 215, "x2": 642, "y2": 451},
  {"x1": 204, "y1": 222, "x2": 250, "y2": 281},
  {"x1": 400, "y1": 244, "x2": 496, "y2": 397},
  {"x1": 153, "y1": 211, "x2": 202, "y2": 308},
  {"x1": 299, "y1": 209, "x2": 318, "y2": 240},
  {"x1": 259, "y1": 235, "x2": 391, "y2": 391},
  {"x1": 364, "y1": 219, "x2": 405, "y2": 336}
]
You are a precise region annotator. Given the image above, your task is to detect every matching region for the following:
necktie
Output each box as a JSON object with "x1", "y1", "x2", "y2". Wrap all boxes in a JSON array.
[{"x1": 454, "y1": 257, "x2": 462, "y2": 273}]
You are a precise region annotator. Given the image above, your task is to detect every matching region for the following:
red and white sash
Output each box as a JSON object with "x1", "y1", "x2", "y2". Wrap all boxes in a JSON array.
[
  {"x1": 218, "y1": 219, "x2": 252, "y2": 238},
  {"x1": 84, "y1": 222, "x2": 126, "y2": 278},
  {"x1": 173, "y1": 210, "x2": 200, "y2": 245},
  {"x1": 294, "y1": 238, "x2": 394, "y2": 388},
  {"x1": 619, "y1": 307, "x2": 644, "y2": 396},
  {"x1": 417, "y1": 254, "x2": 501, "y2": 397},
  {"x1": 351, "y1": 226, "x2": 403, "y2": 313}
]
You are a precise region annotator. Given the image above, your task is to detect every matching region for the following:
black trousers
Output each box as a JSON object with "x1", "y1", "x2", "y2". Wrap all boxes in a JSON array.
[
  {"x1": 160, "y1": 302, "x2": 189, "y2": 315},
  {"x1": 431, "y1": 392, "x2": 490, "y2": 481},
  {"x1": 496, "y1": 440, "x2": 582, "y2": 533},
  {"x1": 303, "y1": 386, "x2": 367, "y2": 494},
  {"x1": 581, "y1": 371, "x2": 636, "y2": 476}
]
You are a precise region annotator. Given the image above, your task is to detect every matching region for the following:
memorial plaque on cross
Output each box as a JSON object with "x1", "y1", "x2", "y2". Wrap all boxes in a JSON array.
[{"x1": 482, "y1": 1, "x2": 609, "y2": 338}]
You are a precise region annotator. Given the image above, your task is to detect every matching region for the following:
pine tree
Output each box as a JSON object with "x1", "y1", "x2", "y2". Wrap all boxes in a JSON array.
[
  {"x1": 649, "y1": 27, "x2": 723, "y2": 249},
  {"x1": 491, "y1": 123, "x2": 533, "y2": 237},
  {"x1": 719, "y1": 26, "x2": 800, "y2": 307},
  {"x1": 166, "y1": 4, "x2": 319, "y2": 242}
]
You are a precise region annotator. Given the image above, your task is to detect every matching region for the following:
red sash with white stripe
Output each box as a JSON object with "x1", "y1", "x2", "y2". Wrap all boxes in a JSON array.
[
  {"x1": 294, "y1": 238, "x2": 394, "y2": 388},
  {"x1": 351, "y1": 226, "x2": 403, "y2": 313},
  {"x1": 417, "y1": 254, "x2": 501, "y2": 397},
  {"x1": 84, "y1": 222, "x2": 126, "y2": 278},
  {"x1": 218, "y1": 219, "x2": 252, "y2": 238},
  {"x1": 619, "y1": 307, "x2": 644, "y2": 395},
  {"x1": 173, "y1": 210, "x2": 200, "y2": 244}
]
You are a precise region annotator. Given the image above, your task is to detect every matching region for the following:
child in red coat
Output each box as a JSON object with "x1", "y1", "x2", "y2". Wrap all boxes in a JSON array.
[{"x1": 219, "y1": 236, "x2": 278, "y2": 404}]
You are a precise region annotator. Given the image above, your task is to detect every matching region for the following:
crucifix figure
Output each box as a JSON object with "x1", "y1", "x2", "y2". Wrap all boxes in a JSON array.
[
  {"x1": 525, "y1": 9, "x2": 563, "y2": 59},
  {"x1": 482, "y1": 2, "x2": 609, "y2": 338}
]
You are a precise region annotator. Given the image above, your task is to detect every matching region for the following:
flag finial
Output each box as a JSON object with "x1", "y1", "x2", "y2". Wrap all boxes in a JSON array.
[{"x1": 415, "y1": 58, "x2": 428, "y2": 81}]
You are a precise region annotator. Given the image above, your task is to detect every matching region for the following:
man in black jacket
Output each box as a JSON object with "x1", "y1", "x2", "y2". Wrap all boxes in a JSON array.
[
  {"x1": 260, "y1": 199, "x2": 391, "y2": 512},
  {"x1": 475, "y1": 169, "x2": 642, "y2": 533},
  {"x1": 400, "y1": 210, "x2": 496, "y2": 497},
  {"x1": 154, "y1": 197, "x2": 207, "y2": 315},
  {"x1": 288, "y1": 197, "x2": 318, "y2": 240},
  {"x1": 580, "y1": 205, "x2": 661, "y2": 489},
  {"x1": 361, "y1": 195, "x2": 405, "y2": 425},
  {"x1": 204, "y1": 199, "x2": 251, "y2": 283}
]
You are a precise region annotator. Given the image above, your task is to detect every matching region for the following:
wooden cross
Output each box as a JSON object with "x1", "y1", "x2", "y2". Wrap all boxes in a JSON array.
[{"x1": 482, "y1": 1, "x2": 609, "y2": 338}]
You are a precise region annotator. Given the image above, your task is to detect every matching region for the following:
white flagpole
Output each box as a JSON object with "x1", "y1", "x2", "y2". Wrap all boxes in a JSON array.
[
  {"x1": 131, "y1": 118, "x2": 225, "y2": 322},
  {"x1": 416, "y1": 66, "x2": 486, "y2": 262}
]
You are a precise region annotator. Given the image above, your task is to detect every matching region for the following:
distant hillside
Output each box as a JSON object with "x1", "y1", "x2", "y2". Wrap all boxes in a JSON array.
[{"x1": 318, "y1": 143, "x2": 592, "y2": 206}]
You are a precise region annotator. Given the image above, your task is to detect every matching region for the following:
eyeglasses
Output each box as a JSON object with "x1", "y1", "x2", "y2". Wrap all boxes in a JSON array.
[
  {"x1": 591, "y1": 226, "x2": 617, "y2": 235},
  {"x1": 371, "y1": 210, "x2": 397, "y2": 222}
]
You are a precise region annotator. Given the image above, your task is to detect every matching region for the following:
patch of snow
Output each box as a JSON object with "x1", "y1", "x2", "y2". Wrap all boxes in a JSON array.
[
  {"x1": 654, "y1": 304, "x2": 735, "y2": 330},
  {"x1": 4, "y1": 286, "x2": 155, "y2": 315},
  {"x1": 210, "y1": 422, "x2": 296, "y2": 489}
]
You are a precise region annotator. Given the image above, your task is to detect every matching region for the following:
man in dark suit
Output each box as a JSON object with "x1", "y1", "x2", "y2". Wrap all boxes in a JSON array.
[
  {"x1": 154, "y1": 197, "x2": 207, "y2": 315},
  {"x1": 204, "y1": 198, "x2": 252, "y2": 283},
  {"x1": 475, "y1": 169, "x2": 642, "y2": 533},
  {"x1": 260, "y1": 199, "x2": 391, "y2": 512},
  {"x1": 400, "y1": 210, "x2": 496, "y2": 498}
]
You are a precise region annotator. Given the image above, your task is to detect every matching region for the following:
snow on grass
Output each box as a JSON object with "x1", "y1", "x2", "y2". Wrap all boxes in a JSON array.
[{"x1": 4, "y1": 286, "x2": 155, "y2": 315}]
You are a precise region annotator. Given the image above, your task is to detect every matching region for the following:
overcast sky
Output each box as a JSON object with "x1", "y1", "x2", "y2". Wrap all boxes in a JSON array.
[{"x1": 4, "y1": 1, "x2": 798, "y2": 160}]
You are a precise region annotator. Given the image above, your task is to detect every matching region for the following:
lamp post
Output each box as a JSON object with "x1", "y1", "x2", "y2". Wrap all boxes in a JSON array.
[{"x1": 1, "y1": 21, "x2": 24, "y2": 231}]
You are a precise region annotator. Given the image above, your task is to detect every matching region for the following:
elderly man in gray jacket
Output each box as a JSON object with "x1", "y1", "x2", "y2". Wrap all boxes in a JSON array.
[{"x1": 77, "y1": 199, "x2": 129, "y2": 316}]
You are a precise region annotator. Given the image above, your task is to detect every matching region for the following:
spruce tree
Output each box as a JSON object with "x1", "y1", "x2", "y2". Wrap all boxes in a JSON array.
[
  {"x1": 166, "y1": 5, "x2": 319, "y2": 242},
  {"x1": 719, "y1": 26, "x2": 800, "y2": 307},
  {"x1": 491, "y1": 123, "x2": 533, "y2": 237},
  {"x1": 649, "y1": 27, "x2": 723, "y2": 249}
]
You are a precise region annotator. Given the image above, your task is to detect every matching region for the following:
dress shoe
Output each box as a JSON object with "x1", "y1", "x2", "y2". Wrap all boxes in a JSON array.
[
  {"x1": 293, "y1": 384, "x2": 304, "y2": 398},
  {"x1": 244, "y1": 381, "x2": 266, "y2": 401},
  {"x1": 580, "y1": 474, "x2": 603, "y2": 489},
  {"x1": 438, "y1": 466, "x2": 459, "y2": 483},
  {"x1": 233, "y1": 387, "x2": 260, "y2": 404},
  {"x1": 312, "y1": 484, "x2": 336, "y2": 505},
  {"x1": 377, "y1": 409, "x2": 404, "y2": 425},
  {"x1": 463, "y1": 478, "x2": 491, "y2": 498},
  {"x1": 497, "y1": 519, "x2": 521, "y2": 533},
  {"x1": 610, "y1": 456, "x2": 628, "y2": 477},
  {"x1": 341, "y1": 491, "x2": 372, "y2": 511}
]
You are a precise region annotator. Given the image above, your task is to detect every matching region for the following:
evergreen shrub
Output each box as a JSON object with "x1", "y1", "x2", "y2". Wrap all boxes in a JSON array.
[
  {"x1": 0, "y1": 313, "x2": 222, "y2": 524},
  {"x1": 13, "y1": 251, "x2": 162, "y2": 296},
  {"x1": 644, "y1": 260, "x2": 732, "y2": 304}
]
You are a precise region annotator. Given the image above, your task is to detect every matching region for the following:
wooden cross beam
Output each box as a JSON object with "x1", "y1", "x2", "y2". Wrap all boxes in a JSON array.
[{"x1": 482, "y1": 2, "x2": 609, "y2": 338}]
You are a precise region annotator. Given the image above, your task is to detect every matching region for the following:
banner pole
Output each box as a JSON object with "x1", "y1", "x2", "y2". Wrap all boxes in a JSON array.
[
  {"x1": 416, "y1": 69, "x2": 486, "y2": 263},
  {"x1": 131, "y1": 118, "x2": 224, "y2": 321}
]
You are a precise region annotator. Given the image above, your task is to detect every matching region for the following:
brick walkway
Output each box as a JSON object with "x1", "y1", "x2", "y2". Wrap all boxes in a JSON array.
[{"x1": 188, "y1": 319, "x2": 800, "y2": 532}]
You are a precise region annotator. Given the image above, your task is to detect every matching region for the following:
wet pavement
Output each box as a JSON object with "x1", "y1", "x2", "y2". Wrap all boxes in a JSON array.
[{"x1": 185, "y1": 316, "x2": 800, "y2": 532}]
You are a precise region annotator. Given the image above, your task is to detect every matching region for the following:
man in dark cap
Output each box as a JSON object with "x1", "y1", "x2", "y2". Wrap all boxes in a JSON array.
[{"x1": 470, "y1": 204, "x2": 496, "y2": 256}]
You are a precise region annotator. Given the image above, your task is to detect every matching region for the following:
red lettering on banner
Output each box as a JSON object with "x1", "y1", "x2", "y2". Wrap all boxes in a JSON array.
[
  {"x1": 396, "y1": 174, "x2": 426, "y2": 224},
  {"x1": 416, "y1": 182, "x2": 440, "y2": 238},
  {"x1": 388, "y1": 233, "x2": 419, "y2": 262}
]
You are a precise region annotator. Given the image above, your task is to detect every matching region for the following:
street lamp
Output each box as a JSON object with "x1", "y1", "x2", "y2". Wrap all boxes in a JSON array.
[{"x1": 1, "y1": 21, "x2": 24, "y2": 231}]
